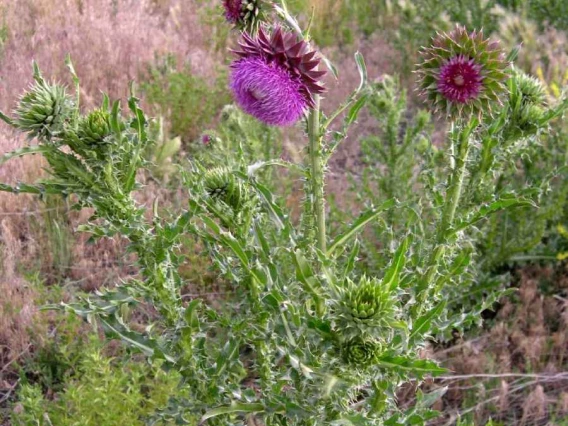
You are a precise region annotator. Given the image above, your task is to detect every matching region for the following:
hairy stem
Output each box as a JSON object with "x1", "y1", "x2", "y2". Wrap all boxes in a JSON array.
[
  {"x1": 308, "y1": 95, "x2": 326, "y2": 253},
  {"x1": 417, "y1": 120, "x2": 475, "y2": 307}
]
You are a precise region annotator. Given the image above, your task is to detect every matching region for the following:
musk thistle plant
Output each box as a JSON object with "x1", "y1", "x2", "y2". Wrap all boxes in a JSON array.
[
  {"x1": 417, "y1": 25, "x2": 508, "y2": 119},
  {"x1": 230, "y1": 26, "x2": 326, "y2": 126}
]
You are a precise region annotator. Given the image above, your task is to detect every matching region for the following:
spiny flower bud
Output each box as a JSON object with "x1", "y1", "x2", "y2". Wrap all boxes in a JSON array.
[
  {"x1": 500, "y1": 68, "x2": 547, "y2": 140},
  {"x1": 334, "y1": 276, "x2": 398, "y2": 340},
  {"x1": 204, "y1": 167, "x2": 249, "y2": 213},
  {"x1": 416, "y1": 25, "x2": 508, "y2": 120},
  {"x1": 342, "y1": 337, "x2": 381, "y2": 367},
  {"x1": 223, "y1": 0, "x2": 265, "y2": 33},
  {"x1": 15, "y1": 72, "x2": 72, "y2": 140},
  {"x1": 77, "y1": 109, "x2": 112, "y2": 146},
  {"x1": 230, "y1": 26, "x2": 326, "y2": 126}
]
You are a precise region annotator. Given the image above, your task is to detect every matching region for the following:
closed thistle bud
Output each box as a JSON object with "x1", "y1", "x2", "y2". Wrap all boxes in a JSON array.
[
  {"x1": 223, "y1": 0, "x2": 265, "y2": 33},
  {"x1": 342, "y1": 337, "x2": 381, "y2": 367},
  {"x1": 204, "y1": 167, "x2": 249, "y2": 213},
  {"x1": 416, "y1": 25, "x2": 508, "y2": 120},
  {"x1": 503, "y1": 68, "x2": 547, "y2": 139},
  {"x1": 15, "y1": 74, "x2": 72, "y2": 140},
  {"x1": 77, "y1": 109, "x2": 112, "y2": 146},
  {"x1": 337, "y1": 276, "x2": 397, "y2": 338}
]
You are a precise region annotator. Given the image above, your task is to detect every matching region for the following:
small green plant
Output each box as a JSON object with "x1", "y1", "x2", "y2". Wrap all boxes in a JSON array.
[
  {"x1": 141, "y1": 54, "x2": 230, "y2": 145},
  {"x1": 12, "y1": 336, "x2": 179, "y2": 426}
]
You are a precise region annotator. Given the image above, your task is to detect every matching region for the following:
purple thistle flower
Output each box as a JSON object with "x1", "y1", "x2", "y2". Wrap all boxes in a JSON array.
[
  {"x1": 229, "y1": 27, "x2": 326, "y2": 127},
  {"x1": 416, "y1": 25, "x2": 508, "y2": 119},
  {"x1": 437, "y1": 55, "x2": 483, "y2": 104},
  {"x1": 230, "y1": 57, "x2": 307, "y2": 126},
  {"x1": 223, "y1": 0, "x2": 242, "y2": 24}
]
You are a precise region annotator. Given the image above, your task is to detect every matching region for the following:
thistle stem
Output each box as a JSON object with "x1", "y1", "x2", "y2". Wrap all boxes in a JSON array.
[
  {"x1": 308, "y1": 95, "x2": 326, "y2": 253},
  {"x1": 417, "y1": 120, "x2": 475, "y2": 307}
]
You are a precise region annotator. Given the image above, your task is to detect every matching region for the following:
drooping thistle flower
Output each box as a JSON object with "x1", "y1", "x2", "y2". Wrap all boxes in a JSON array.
[
  {"x1": 341, "y1": 337, "x2": 382, "y2": 367},
  {"x1": 77, "y1": 109, "x2": 112, "y2": 146},
  {"x1": 14, "y1": 68, "x2": 72, "y2": 140},
  {"x1": 336, "y1": 276, "x2": 398, "y2": 339},
  {"x1": 204, "y1": 167, "x2": 249, "y2": 213},
  {"x1": 416, "y1": 25, "x2": 508, "y2": 119},
  {"x1": 230, "y1": 26, "x2": 326, "y2": 126},
  {"x1": 223, "y1": 0, "x2": 265, "y2": 33}
]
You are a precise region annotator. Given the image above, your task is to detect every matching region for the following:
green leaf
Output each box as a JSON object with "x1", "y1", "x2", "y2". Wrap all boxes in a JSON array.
[
  {"x1": 342, "y1": 239, "x2": 360, "y2": 281},
  {"x1": 355, "y1": 51, "x2": 368, "y2": 92},
  {"x1": 293, "y1": 249, "x2": 322, "y2": 302},
  {"x1": 383, "y1": 236, "x2": 410, "y2": 292},
  {"x1": 410, "y1": 301, "x2": 447, "y2": 340},
  {"x1": 452, "y1": 196, "x2": 535, "y2": 234},
  {"x1": 0, "y1": 146, "x2": 52, "y2": 166},
  {"x1": 328, "y1": 199, "x2": 395, "y2": 256},
  {"x1": 322, "y1": 55, "x2": 339, "y2": 79},
  {"x1": 200, "y1": 402, "x2": 265, "y2": 424},
  {"x1": 0, "y1": 110, "x2": 14, "y2": 126},
  {"x1": 345, "y1": 94, "x2": 368, "y2": 126},
  {"x1": 375, "y1": 355, "x2": 446, "y2": 377}
]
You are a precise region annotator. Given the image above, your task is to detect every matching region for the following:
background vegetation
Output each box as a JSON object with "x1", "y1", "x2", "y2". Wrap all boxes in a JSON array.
[{"x1": 0, "y1": 0, "x2": 568, "y2": 425}]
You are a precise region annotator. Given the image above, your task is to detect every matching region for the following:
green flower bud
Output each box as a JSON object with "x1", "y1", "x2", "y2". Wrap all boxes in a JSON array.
[
  {"x1": 15, "y1": 76, "x2": 72, "y2": 140},
  {"x1": 502, "y1": 68, "x2": 548, "y2": 139},
  {"x1": 203, "y1": 167, "x2": 249, "y2": 213},
  {"x1": 77, "y1": 109, "x2": 112, "y2": 146},
  {"x1": 335, "y1": 276, "x2": 398, "y2": 339},
  {"x1": 342, "y1": 337, "x2": 381, "y2": 367}
]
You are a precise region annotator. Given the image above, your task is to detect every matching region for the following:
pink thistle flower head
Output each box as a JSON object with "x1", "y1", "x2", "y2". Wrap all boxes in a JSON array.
[
  {"x1": 416, "y1": 25, "x2": 509, "y2": 120},
  {"x1": 230, "y1": 27, "x2": 326, "y2": 127},
  {"x1": 438, "y1": 55, "x2": 482, "y2": 104}
]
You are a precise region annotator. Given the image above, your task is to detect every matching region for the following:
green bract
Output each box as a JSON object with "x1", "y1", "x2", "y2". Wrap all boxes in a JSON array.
[{"x1": 416, "y1": 25, "x2": 509, "y2": 120}]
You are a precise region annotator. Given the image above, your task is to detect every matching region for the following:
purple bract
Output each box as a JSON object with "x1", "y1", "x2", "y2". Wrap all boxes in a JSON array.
[
  {"x1": 437, "y1": 55, "x2": 483, "y2": 104},
  {"x1": 230, "y1": 57, "x2": 307, "y2": 126}
]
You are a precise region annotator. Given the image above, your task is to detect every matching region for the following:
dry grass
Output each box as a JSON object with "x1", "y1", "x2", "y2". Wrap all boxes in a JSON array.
[{"x1": 428, "y1": 266, "x2": 568, "y2": 425}]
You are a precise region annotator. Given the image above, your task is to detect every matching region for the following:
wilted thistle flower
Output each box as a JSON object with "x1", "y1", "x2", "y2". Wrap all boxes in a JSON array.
[
  {"x1": 337, "y1": 276, "x2": 397, "y2": 339},
  {"x1": 342, "y1": 337, "x2": 381, "y2": 367},
  {"x1": 417, "y1": 25, "x2": 508, "y2": 119},
  {"x1": 204, "y1": 167, "x2": 249, "y2": 213},
  {"x1": 223, "y1": 0, "x2": 264, "y2": 33},
  {"x1": 15, "y1": 73, "x2": 72, "y2": 140},
  {"x1": 230, "y1": 26, "x2": 326, "y2": 126},
  {"x1": 77, "y1": 109, "x2": 112, "y2": 146}
]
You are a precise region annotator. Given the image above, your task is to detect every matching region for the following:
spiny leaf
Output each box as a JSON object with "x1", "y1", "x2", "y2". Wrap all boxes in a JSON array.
[
  {"x1": 410, "y1": 301, "x2": 447, "y2": 341},
  {"x1": 383, "y1": 236, "x2": 410, "y2": 292},
  {"x1": 375, "y1": 355, "x2": 446, "y2": 377},
  {"x1": 200, "y1": 402, "x2": 265, "y2": 424},
  {"x1": 0, "y1": 145, "x2": 52, "y2": 166},
  {"x1": 328, "y1": 199, "x2": 395, "y2": 256}
]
